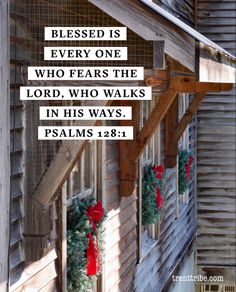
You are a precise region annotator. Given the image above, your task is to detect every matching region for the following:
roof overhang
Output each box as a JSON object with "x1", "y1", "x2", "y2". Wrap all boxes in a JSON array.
[
  {"x1": 141, "y1": 0, "x2": 235, "y2": 83},
  {"x1": 88, "y1": 0, "x2": 235, "y2": 83}
]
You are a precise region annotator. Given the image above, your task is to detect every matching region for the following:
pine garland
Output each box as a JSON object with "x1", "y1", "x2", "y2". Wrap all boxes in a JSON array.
[
  {"x1": 67, "y1": 196, "x2": 106, "y2": 292},
  {"x1": 142, "y1": 164, "x2": 166, "y2": 226},
  {"x1": 178, "y1": 149, "x2": 194, "y2": 195}
]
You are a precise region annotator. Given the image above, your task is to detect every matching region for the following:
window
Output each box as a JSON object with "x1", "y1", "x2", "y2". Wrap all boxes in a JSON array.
[
  {"x1": 176, "y1": 94, "x2": 190, "y2": 217},
  {"x1": 66, "y1": 141, "x2": 97, "y2": 206},
  {"x1": 139, "y1": 98, "x2": 163, "y2": 254},
  {"x1": 61, "y1": 141, "x2": 105, "y2": 292}
]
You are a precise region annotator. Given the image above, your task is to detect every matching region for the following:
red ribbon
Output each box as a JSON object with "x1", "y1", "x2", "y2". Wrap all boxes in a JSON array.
[
  {"x1": 86, "y1": 202, "x2": 104, "y2": 276},
  {"x1": 185, "y1": 156, "x2": 194, "y2": 181},
  {"x1": 156, "y1": 187, "x2": 163, "y2": 209},
  {"x1": 153, "y1": 164, "x2": 164, "y2": 179}
]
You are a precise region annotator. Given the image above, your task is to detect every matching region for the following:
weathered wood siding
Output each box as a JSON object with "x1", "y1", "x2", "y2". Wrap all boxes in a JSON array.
[
  {"x1": 196, "y1": 0, "x2": 236, "y2": 283},
  {"x1": 134, "y1": 118, "x2": 197, "y2": 292},
  {"x1": 134, "y1": 0, "x2": 196, "y2": 292},
  {"x1": 9, "y1": 0, "x2": 153, "y2": 290},
  {"x1": 9, "y1": 0, "x2": 59, "y2": 290},
  {"x1": 104, "y1": 141, "x2": 138, "y2": 292},
  {"x1": 9, "y1": 0, "x2": 25, "y2": 285},
  {"x1": 0, "y1": 1, "x2": 10, "y2": 291}
]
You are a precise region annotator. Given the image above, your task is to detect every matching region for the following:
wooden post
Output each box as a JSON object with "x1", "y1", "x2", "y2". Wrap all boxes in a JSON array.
[
  {"x1": 119, "y1": 101, "x2": 140, "y2": 197},
  {"x1": 165, "y1": 96, "x2": 178, "y2": 168},
  {"x1": 24, "y1": 197, "x2": 51, "y2": 261},
  {"x1": 153, "y1": 41, "x2": 165, "y2": 69},
  {"x1": 0, "y1": 1, "x2": 10, "y2": 290},
  {"x1": 61, "y1": 183, "x2": 67, "y2": 292}
]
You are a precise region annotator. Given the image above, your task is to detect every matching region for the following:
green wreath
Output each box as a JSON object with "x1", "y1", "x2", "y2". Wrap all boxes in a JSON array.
[
  {"x1": 178, "y1": 149, "x2": 194, "y2": 195},
  {"x1": 67, "y1": 196, "x2": 106, "y2": 292},
  {"x1": 142, "y1": 164, "x2": 166, "y2": 226}
]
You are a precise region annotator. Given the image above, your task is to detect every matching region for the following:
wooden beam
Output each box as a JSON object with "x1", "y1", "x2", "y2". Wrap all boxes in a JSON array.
[
  {"x1": 171, "y1": 76, "x2": 233, "y2": 93},
  {"x1": 194, "y1": 82, "x2": 233, "y2": 92},
  {"x1": 153, "y1": 41, "x2": 165, "y2": 69},
  {"x1": 119, "y1": 101, "x2": 140, "y2": 197},
  {"x1": 130, "y1": 76, "x2": 188, "y2": 162},
  {"x1": 121, "y1": 75, "x2": 233, "y2": 197},
  {"x1": 88, "y1": 0, "x2": 195, "y2": 71},
  {"x1": 131, "y1": 87, "x2": 178, "y2": 162},
  {"x1": 32, "y1": 74, "x2": 233, "y2": 204},
  {"x1": 130, "y1": 76, "x2": 232, "y2": 162},
  {"x1": 143, "y1": 69, "x2": 168, "y2": 92},
  {"x1": 0, "y1": 0, "x2": 10, "y2": 289},
  {"x1": 165, "y1": 96, "x2": 178, "y2": 168},
  {"x1": 173, "y1": 93, "x2": 205, "y2": 143},
  {"x1": 24, "y1": 197, "x2": 51, "y2": 261},
  {"x1": 31, "y1": 70, "x2": 165, "y2": 205}
]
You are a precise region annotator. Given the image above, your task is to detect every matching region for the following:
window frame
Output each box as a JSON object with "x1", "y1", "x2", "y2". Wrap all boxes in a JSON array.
[
  {"x1": 61, "y1": 140, "x2": 105, "y2": 292},
  {"x1": 176, "y1": 93, "x2": 191, "y2": 219},
  {"x1": 138, "y1": 98, "x2": 163, "y2": 261}
]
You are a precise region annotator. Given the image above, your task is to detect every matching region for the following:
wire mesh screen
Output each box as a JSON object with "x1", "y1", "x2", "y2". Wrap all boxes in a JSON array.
[
  {"x1": 22, "y1": 0, "x2": 154, "y2": 194},
  {"x1": 24, "y1": 0, "x2": 154, "y2": 67}
]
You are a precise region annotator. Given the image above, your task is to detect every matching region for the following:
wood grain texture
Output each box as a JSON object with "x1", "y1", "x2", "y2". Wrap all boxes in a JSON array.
[
  {"x1": 104, "y1": 140, "x2": 137, "y2": 291},
  {"x1": 32, "y1": 100, "x2": 112, "y2": 206},
  {"x1": 131, "y1": 87, "x2": 178, "y2": 161},
  {"x1": 165, "y1": 96, "x2": 178, "y2": 167},
  {"x1": 135, "y1": 170, "x2": 197, "y2": 291},
  {"x1": 119, "y1": 101, "x2": 140, "y2": 197},
  {"x1": 196, "y1": 0, "x2": 236, "y2": 281},
  {"x1": 9, "y1": 0, "x2": 58, "y2": 288},
  {"x1": 173, "y1": 93, "x2": 205, "y2": 143},
  {"x1": 131, "y1": 76, "x2": 232, "y2": 162},
  {"x1": 88, "y1": 0, "x2": 195, "y2": 71},
  {"x1": 0, "y1": 1, "x2": 11, "y2": 291}
]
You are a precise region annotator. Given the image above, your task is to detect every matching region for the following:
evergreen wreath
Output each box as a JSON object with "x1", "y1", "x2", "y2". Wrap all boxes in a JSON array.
[
  {"x1": 67, "y1": 196, "x2": 106, "y2": 292},
  {"x1": 178, "y1": 149, "x2": 194, "y2": 195},
  {"x1": 142, "y1": 164, "x2": 166, "y2": 226}
]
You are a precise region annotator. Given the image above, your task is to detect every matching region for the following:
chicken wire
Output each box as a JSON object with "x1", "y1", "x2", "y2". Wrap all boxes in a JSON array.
[{"x1": 21, "y1": 0, "x2": 154, "y2": 194}]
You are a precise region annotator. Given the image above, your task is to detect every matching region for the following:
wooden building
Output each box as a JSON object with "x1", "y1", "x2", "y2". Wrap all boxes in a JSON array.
[
  {"x1": 196, "y1": 0, "x2": 236, "y2": 288},
  {"x1": 0, "y1": 0, "x2": 235, "y2": 291}
]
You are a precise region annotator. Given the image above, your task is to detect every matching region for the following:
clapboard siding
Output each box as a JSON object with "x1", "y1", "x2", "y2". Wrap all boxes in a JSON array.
[
  {"x1": 104, "y1": 141, "x2": 138, "y2": 292},
  {"x1": 153, "y1": 0, "x2": 195, "y2": 26},
  {"x1": 196, "y1": 0, "x2": 236, "y2": 281},
  {"x1": 197, "y1": 0, "x2": 236, "y2": 56},
  {"x1": 134, "y1": 119, "x2": 197, "y2": 292},
  {"x1": 9, "y1": 0, "x2": 59, "y2": 290},
  {"x1": 9, "y1": 1, "x2": 25, "y2": 284},
  {"x1": 9, "y1": 0, "x2": 154, "y2": 290},
  {"x1": 134, "y1": 174, "x2": 196, "y2": 292}
]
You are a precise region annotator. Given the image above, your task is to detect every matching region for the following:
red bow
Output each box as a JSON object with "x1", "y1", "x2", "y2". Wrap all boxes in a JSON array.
[
  {"x1": 156, "y1": 188, "x2": 163, "y2": 209},
  {"x1": 86, "y1": 202, "x2": 104, "y2": 276},
  {"x1": 154, "y1": 164, "x2": 164, "y2": 179},
  {"x1": 186, "y1": 156, "x2": 194, "y2": 181}
]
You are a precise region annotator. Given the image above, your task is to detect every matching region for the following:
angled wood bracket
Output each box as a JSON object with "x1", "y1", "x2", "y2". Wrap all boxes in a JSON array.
[
  {"x1": 120, "y1": 76, "x2": 179, "y2": 197},
  {"x1": 120, "y1": 76, "x2": 233, "y2": 197},
  {"x1": 165, "y1": 93, "x2": 205, "y2": 168},
  {"x1": 172, "y1": 93, "x2": 205, "y2": 144}
]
